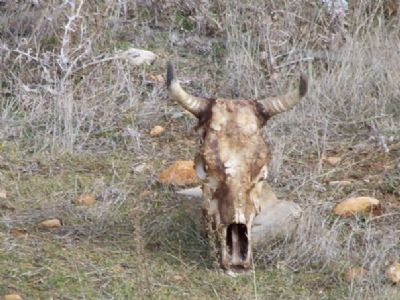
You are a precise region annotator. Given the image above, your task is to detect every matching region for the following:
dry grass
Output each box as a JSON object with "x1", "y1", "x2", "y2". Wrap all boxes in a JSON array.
[{"x1": 1, "y1": 0, "x2": 400, "y2": 299}]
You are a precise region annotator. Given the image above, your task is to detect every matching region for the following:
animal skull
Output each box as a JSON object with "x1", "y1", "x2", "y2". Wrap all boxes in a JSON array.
[{"x1": 166, "y1": 63, "x2": 307, "y2": 274}]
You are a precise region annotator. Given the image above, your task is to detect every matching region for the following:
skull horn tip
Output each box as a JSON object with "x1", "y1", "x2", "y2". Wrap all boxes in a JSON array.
[
  {"x1": 166, "y1": 62, "x2": 175, "y2": 89},
  {"x1": 299, "y1": 73, "x2": 308, "y2": 98}
]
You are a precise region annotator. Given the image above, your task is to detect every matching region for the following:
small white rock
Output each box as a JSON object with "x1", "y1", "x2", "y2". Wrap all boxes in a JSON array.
[{"x1": 119, "y1": 48, "x2": 156, "y2": 66}]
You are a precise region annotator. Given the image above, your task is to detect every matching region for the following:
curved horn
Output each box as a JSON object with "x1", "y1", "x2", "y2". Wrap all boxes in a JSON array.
[
  {"x1": 166, "y1": 62, "x2": 209, "y2": 117},
  {"x1": 259, "y1": 74, "x2": 308, "y2": 117}
]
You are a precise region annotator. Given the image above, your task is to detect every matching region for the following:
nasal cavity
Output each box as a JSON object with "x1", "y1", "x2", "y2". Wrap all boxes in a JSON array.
[{"x1": 226, "y1": 223, "x2": 248, "y2": 265}]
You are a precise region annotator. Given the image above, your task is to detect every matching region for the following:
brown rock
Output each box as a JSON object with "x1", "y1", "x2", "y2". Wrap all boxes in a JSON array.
[
  {"x1": 386, "y1": 262, "x2": 400, "y2": 284},
  {"x1": 150, "y1": 126, "x2": 165, "y2": 137},
  {"x1": 159, "y1": 160, "x2": 198, "y2": 186},
  {"x1": 325, "y1": 156, "x2": 341, "y2": 166},
  {"x1": 345, "y1": 267, "x2": 368, "y2": 282},
  {"x1": 3, "y1": 294, "x2": 23, "y2": 300},
  {"x1": 10, "y1": 228, "x2": 28, "y2": 238},
  {"x1": 171, "y1": 274, "x2": 184, "y2": 283},
  {"x1": 112, "y1": 265, "x2": 126, "y2": 274},
  {"x1": 39, "y1": 218, "x2": 62, "y2": 229},
  {"x1": 75, "y1": 194, "x2": 96, "y2": 206},
  {"x1": 333, "y1": 197, "x2": 380, "y2": 217},
  {"x1": 148, "y1": 74, "x2": 165, "y2": 84}
]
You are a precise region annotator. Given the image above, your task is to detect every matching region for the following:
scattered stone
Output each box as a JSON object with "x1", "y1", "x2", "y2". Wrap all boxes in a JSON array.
[
  {"x1": 333, "y1": 197, "x2": 380, "y2": 217},
  {"x1": 0, "y1": 188, "x2": 7, "y2": 199},
  {"x1": 150, "y1": 125, "x2": 165, "y2": 137},
  {"x1": 133, "y1": 163, "x2": 147, "y2": 173},
  {"x1": 344, "y1": 267, "x2": 368, "y2": 282},
  {"x1": 386, "y1": 262, "x2": 400, "y2": 284},
  {"x1": 39, "y1": 218, "x2": 62, "y2": 229},
  {"x1": 10, "y1": 228, "x2": 28, "y2": 238},
  {"x1": 325, "y1": 156, "x2": 341, "y2": 166},
  {"x1": 329, "y1": 180, "x2": 352, "y2": 187},
  {"x1": 119, "y1": 48, "x2": 156, "y2": 66},
  {"x1": 112, "y1": 265, "x2": 126, "y2": 274},
  {"x1": 139, "y1": 190, "x2": 151, "y2": 199},
  {"x1": 159, "y1": 160, "x2": 198, "y2": 186},
  {"x1": 147, "y1": 74, "x2": 164, "y2": 84},
  {"x1": 3, "y1": 294, "x2": 23, "y2": 300},
  {"x1": 171, "y1": 274, "x2": 184, "y2": 283},
  {"x1": 252, "y1": 200, "x2": 302, "y2": 246},
  {"x1": 74, "y1": 194, "x2": 96, "y2": 206},
  {"x1": 363, "y1": 175, "x2": 383, "y2": 184}
]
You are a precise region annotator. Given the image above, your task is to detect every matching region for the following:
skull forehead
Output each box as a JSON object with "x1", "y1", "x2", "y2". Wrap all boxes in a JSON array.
[
  {"x1": 209, "y1": 99, "x2": 259, "y2": 133},
  {"x1": 202, "y1": 99, "x2": 268, "y2": 172},
  {"x1": 200, "y1": 99, "x2": 270, "y2": 224}
]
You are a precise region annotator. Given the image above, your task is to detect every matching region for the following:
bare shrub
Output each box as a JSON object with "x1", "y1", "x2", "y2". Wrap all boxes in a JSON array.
[{"x1": 0, "y1": 0, "x2": 163, "y2": 153}]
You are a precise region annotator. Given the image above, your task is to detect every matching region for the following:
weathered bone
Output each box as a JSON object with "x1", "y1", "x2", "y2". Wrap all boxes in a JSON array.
[
  {"x1": 176, "y1": 186, "x2": 203, "y2": 198},
  {"x1": 177, "y1": 184, "x2": 302, "y2": 245},
  {"x1": 167, "y1": 62, "x2": 307, "y2": 274},
  {"x1": 166, "y1": 63, "x2": 210, "y2": 117}
]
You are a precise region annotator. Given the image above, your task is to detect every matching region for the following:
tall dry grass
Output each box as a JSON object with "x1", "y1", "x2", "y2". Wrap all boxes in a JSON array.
[{"x1": 1, "y1": 0, "x2": 399, "y2": 298}]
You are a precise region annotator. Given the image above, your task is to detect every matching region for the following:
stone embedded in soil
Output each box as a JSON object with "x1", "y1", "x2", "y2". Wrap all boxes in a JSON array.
[
  {"x1": 3, "y1": 294, "x2": 23, "y2": 300},
  {"x1": 0, "y1": 188, "x2": 7, "y2": 199},
  {"x1": 329, "y1": 180, "x2": 352, "y2": 187},
  {"x1": 158, "y1": 160, "x2": 198, "y2": 186},
  {"x1": 39, "y1": 218, "x2": 62, "y2": 229},
  {"x1": 150, "y1": 125, "x2": 165, "y2": 137},
  {"x1": 171, "y1": 274, "x2": 184, "y2": 283},
  {"x1": 386, "y1": 262, "x2": 400, "y2": 283},
  {"x1": 252, "y1": 200, "x2": 302, "y2": 246},
  {"x1": 344, "y1": 267, "x2": 368, "y2": 282},
  {"x1": 147, "y1": 74, "x2": 164, "y2": 84},
  {"x1": 119, "y1": 48, "x2": 156, "y2": 66},
  {"x1": 325, "y1": 156, "x2": 341, "y2": 166},
  {"x1": 74, "y1": 194, "x2": 96, "y2": 206},
  {"x1": 333, "y1": 197, "x2": 380, "y2": 217},
  {"x1": 10, "y1": 228, "x2": 28, "y2": 238}
]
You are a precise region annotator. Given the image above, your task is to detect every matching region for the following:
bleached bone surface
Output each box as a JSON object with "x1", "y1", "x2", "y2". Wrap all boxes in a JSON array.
[{"x1": 176, "y1": 186, "x2": 202, "y2": 198}]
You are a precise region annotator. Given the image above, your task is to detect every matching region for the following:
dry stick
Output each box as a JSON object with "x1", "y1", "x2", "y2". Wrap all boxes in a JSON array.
[
  {"x1": 370, "y1": 213, "x2": 400, "y2": 222},
  {"x1": 74, "y1": 54, "x2": 128, "y2": 73},
  {"x1": 59, "y1": 0, "x2": 84, "y2": 71},
  {"x1": 11, "y1": 49, "x2": 43, "y2": 64},
  {"x1": 275, "y1": 57, "x2": 315, "y2": 69},
  {"x1": 265, "y1": 23, "x2": 275, "y2": 73}
]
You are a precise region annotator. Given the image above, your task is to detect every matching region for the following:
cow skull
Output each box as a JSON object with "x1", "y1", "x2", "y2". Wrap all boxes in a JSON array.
[{"x1": 166, "y1": 63, "x2": 307, "y2": 274}]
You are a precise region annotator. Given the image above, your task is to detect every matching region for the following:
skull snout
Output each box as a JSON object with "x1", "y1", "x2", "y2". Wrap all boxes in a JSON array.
[{"x1": 222, "y1": 223, "x2": 251, "y2": 273}]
